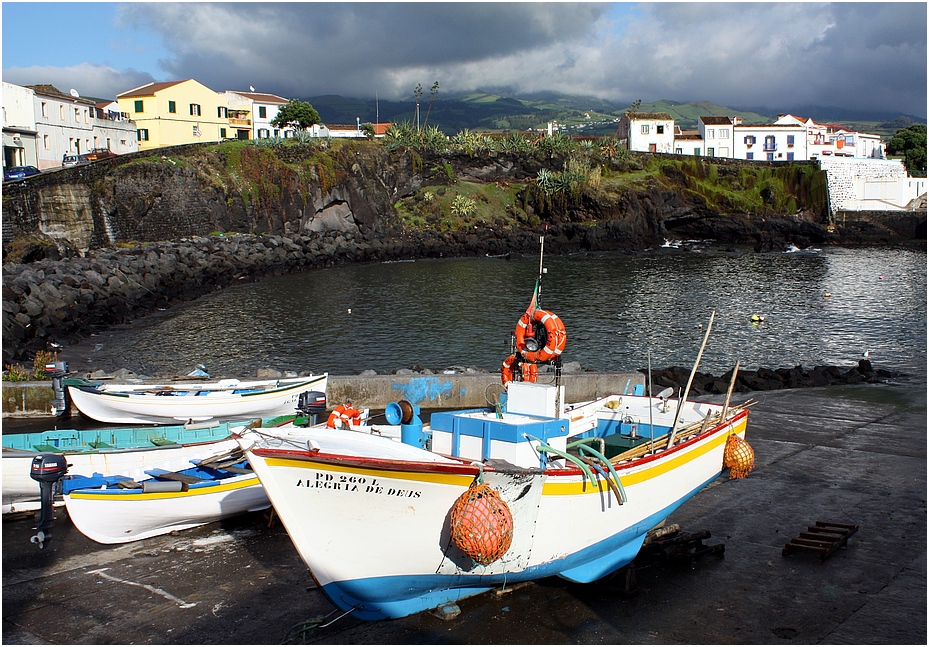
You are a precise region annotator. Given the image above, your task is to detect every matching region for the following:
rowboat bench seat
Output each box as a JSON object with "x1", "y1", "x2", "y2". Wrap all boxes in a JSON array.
[{"x1": 144, "y1": 467, "x2": 205, "y2": 484}]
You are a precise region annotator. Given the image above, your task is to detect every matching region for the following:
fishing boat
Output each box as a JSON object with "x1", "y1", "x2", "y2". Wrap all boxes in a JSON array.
[
  {"x1": 2, "y1": 416, "x2": 301, "y2": 514},
  {"x1": 239, "y1": 239, "x2": 754, "y2": 621},
  {"x1": 60, "y1": 442, "x2": 269, "y2": 544},
  {"x1": 65, "y1": 373, "x2": 328, "y2": 424}
]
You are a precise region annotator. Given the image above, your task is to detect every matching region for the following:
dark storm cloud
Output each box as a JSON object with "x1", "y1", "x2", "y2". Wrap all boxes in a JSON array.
[
  {"x1": 8, "y1": 3, "x2": 922, "y2": 118},
  {"x1": 117, "y1": 2, "x2": 608, "y2": 98}
]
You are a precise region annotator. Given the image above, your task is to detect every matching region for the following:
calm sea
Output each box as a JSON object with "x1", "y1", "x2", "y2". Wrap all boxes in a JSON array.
[{"x1": 63, "y1": 244, "x2": 927, "y2": 380}]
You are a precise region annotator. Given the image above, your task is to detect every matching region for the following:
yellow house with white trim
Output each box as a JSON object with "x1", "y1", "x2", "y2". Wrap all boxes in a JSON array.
[{"x1": 117, "y1": 79, "x2": 229, "y2": 151}]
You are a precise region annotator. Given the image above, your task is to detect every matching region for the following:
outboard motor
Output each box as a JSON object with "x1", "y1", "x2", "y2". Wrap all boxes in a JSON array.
[
  {"x1": 296, "y1": 391, "x2": 327, "y2": 426},
  {"x1": 385, "y1": 400, "x2": 427, "y2": 449},
  {"x1": 29, "y1": 453, "x2": 69, "y2": 549},
  {"x1": 45, "y1": 361, "x2": 70, "y2": 417}
]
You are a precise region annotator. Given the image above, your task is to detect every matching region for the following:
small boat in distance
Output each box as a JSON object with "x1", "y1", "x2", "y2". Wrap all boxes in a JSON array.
[
  {"x1": 240, "y1": 237, "x2": 754, "y2": 621},
  {"x1": 65, "y1": 374, "x2": 328, "y2": 424}
]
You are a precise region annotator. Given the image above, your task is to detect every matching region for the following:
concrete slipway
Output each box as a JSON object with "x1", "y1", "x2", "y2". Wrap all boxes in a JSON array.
[{"x1": 2, "y1": 382, "x2": 925, "y2": 644}]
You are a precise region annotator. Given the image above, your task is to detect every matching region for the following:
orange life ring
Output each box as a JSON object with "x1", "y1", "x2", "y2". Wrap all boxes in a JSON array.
[
  {"x1": 514, "y1": 309, "x2": 566, "y2": 363},
  {"x1": 501, "y1": 355, "x2": 539, "y2": 384}
]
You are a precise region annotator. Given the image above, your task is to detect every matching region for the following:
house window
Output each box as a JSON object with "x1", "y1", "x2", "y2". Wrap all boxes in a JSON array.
[
  {"x1": 675, "y1": 148, "x2": 682, "y2": 154},
  {"x1": 220, "y1": 128, "x2": 227, "y2": 138},
  {"x1": 787, "y1": 152, "x2": 795, "y2": 161},
  {"x1": 273, "y1": 129, "x2": 280, "y2": 138},
  {"x1": 259, "y1": 106, "x2": 267, "y2": 118},
  {"x1": 747, "y1": 152, "x2": 754, "y2": 160},
  {"x1": 41, "y1": 102, "x2": 48, "y2": 118},
  {"x1": 707, "y1": 147, "x2": 714, "y2": 157},
  {"x1": 767, "y1": 153, "x2": 775, "y2": 161},
  {"x1": 60, "y1": 105, "x2": 65, "y2": 119},
  {"x1": 656, "y1": 125, "x2": 664, "y2": 134},
  {"x1": 74, "y1": 107, "x2": 81, "y2": 122},
  {"x1": 764, "y1": 135, "x2": 776, "y2": 151},
  {"x1": 44, "y1": 134, "x2": 50, "y2": 149},
  {"x1": 134, "y1": 100, "x2": 144, "y2": 113},
  {"x1": 640, "y1": 124, "x2": 650, "y2": 135},
  {"x1": 694, "y1": 147, "x2": 701, "y2": 156},
  {"x1": 707, "y1": 128, "x2": 715, "y2": 139},
  {"x1": 787, "y1": 135, "x2": 795, "y2": 146},
  {"x1": 258, "y1": 128, "x2": 269, "y2": 138},
  {"x1": 137, "y1": 129, "x2": 149, "y2": 141},
  {"x1": 744, "y1": 135, "x2": 755, "y2": 145},
  {"x1": 168, "y1": 101, "x2": 176, "y2": 113},
  {"x1": 189, "y1": 103, "x2": 201, "y2": 116},
  {"x1": 217, "y1": 106, "x2": 227, "y2": 118},
  {"x1": 719, "y1": 128, "x2": 729, "y2": 138}
]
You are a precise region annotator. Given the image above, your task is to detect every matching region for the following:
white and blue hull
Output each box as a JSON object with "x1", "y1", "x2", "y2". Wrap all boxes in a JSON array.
[{"x1": 244, "y1": 395, "x2": 749, "y2": 620}]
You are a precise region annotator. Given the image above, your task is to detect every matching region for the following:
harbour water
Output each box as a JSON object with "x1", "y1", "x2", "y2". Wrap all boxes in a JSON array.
[{"x1": 61, "y1": 243, "x2": 927, "y2": 380}]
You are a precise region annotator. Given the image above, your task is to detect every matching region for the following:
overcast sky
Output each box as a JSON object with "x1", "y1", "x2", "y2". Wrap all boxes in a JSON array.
[{"x1": 3, "y1": 2, "x2": 926, "y2": 118}]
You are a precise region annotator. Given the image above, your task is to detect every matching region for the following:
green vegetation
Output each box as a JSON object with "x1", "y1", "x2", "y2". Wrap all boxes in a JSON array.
[
  {"x1": 394, "y1": 180, "x2": 528, "y2": 231},
  {"x1": 887, "y1": 124, "x2": 927, "y2": 177},
  {"x1": 271, "y1": 99, "x2": 321, "y2": 130},
  {"x1": 2, "y1": 350, "x2": 55, "y2": 382}
]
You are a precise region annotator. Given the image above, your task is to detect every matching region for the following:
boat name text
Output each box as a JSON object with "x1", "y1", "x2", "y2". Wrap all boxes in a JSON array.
[{"x1": 295, "y1": 472, "x2": 421, "y2": 498}]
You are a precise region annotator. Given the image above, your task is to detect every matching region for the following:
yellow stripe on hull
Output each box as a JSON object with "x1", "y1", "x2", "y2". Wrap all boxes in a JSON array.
[{"x1": 67, "y1": 476, "x2": 261, "y2": 501}]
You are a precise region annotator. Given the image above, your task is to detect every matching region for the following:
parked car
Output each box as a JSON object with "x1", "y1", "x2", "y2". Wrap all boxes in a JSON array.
[
  {"x1": 62, "y1": 154, "x2": 90, "y2": 167},
  {"x1": 3, "y1": 166, "x2": 41, "y2": 181},
  {"x1": 85, "y1": 148, "x2": 116, "y2": 161}
]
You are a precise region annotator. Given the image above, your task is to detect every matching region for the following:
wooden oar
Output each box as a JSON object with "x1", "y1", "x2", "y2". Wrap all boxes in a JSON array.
[{"x1": 667, "y1": 310, "x2": 715, "y2": 449}]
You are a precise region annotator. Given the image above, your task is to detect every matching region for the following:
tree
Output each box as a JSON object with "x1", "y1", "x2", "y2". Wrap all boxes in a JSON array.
[
  {"x1": 271, "y1": 99, "x2": 321, "y2": 130},
  {"x1": 887, "y1": 124, "x2": 926, "y2": 177}
]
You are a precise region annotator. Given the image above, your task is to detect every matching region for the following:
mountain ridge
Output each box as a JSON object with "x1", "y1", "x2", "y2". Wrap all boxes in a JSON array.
[{"x1": 303, "y1": 91, "x2": 925, "y2": 138}]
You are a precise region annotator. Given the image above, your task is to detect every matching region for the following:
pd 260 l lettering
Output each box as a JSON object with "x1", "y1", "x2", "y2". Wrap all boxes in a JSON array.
[{"x1": 295, "y1": 472, "x2": 421, "y2": 498}]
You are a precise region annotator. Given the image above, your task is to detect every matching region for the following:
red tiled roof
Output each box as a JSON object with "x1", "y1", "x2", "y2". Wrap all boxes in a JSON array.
[{"x1": 117, "y1": 80, "x2": 188, "y2": 98}]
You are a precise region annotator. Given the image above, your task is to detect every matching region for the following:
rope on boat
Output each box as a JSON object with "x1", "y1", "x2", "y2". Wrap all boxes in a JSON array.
[
  {"x1": 281, "y1": 607, "x2": 357, "y2": 644},
  {"x1": 524, "y1": 434, "x2": 595, "y2": 486},
  {"x1": 572, "y1": 441, "x2": 627, "y2": 504}
]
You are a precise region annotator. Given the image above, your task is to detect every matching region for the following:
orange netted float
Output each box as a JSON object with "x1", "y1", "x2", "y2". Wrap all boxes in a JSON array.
[
  {"x1": 449, "y1": 481, "x2": 514, "y2": 565},
  {"x1": 724, "y1": 434, "x2": 755, "y2": 479}
]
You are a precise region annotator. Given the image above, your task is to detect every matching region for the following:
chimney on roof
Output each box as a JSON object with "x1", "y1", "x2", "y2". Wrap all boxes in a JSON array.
[{"x1": 733, "y1": 117, "x2": 742, "y2": 125}]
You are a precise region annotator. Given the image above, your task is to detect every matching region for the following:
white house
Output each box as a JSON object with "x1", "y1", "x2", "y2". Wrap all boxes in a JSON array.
[
  {"x1": 222, "y1": 91, "x2": 294, "y2": 140},
  {"x1": 732, "y1": 122, "x2": 807, "y2": 162},
  {"x1": 28, "y1": 83, "x2": 138, "y2": 169},
  {"x1": 617, "y1": 112, "x2": 675, "y2": 153},
  {"x1": 697, "y1": 116, "x2": 735, "y2": 158},
  {"x1": 2, "y1": 82, "x2": 38, "y2": 172}
]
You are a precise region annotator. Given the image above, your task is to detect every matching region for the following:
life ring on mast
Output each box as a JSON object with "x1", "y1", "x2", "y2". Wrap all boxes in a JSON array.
[
  {"x1": 501, "y1": 355, "x2": 538, "y2": 385},
  {"x1": 514, "y1": 309, "x2": 566, "y2": 363}
]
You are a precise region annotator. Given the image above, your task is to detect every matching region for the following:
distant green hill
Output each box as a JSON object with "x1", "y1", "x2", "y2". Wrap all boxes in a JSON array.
[{"x1": 304, "y1": 91, "x2": 919, "y2": 139}]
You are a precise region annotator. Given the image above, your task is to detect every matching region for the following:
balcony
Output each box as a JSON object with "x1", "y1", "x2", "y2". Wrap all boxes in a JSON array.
[{"x1": 229, "y1": 118, "x2": 252, "y2": 127}]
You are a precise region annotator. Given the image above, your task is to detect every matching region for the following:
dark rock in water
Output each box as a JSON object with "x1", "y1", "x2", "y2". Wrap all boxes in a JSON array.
[{"x1": 643, "y1": 362, "x2": 897, "y2": 394}]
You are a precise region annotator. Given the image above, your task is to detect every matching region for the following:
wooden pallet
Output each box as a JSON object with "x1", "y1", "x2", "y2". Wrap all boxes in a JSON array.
[{"x1": 782, "y1": 521, "x2": 859, "y2": 561}]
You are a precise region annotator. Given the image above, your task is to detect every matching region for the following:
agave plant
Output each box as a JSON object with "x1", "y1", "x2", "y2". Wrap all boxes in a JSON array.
[
  {"x1": 294, "y1": 128, "x2": 314, "y2": 144},
  {"x1": 450, "y1": 194, "x2": 477, "y2": 217}
]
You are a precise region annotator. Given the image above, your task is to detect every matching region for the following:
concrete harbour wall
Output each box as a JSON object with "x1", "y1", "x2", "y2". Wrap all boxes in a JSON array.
[{"x1": 1, "y1": 371, "x2": 646, "y2": 419}]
